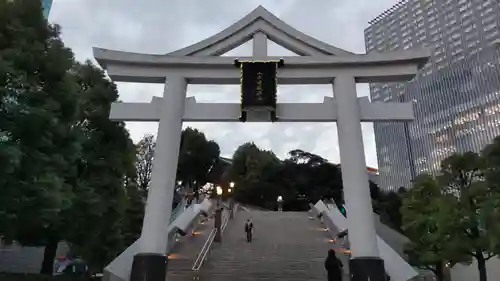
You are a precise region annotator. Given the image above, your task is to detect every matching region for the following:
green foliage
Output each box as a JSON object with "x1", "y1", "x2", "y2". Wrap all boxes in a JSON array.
[
  {"x1": 124, "y1": 134, "x2": 156, "y2": 245},
  {"x1": 227, "y1": 144, "x2": 344, "y2": 211},
  {"x1": 401, "y1": 145, "x2": 500, "y2": 281},
  {"x1": 0, "y1": 0, "x2": 81, "y2": 273},
  {"x1": 123, "y1": 179, "x2": 145, "y2": 245},
  {"x1": 438, "y1": 151, "x2": 499, "y2": 281},
  {"x1": 227, "y1": 144, "x2": 392, "y2": 214},
  {"x1": 0, "y1": 1, "x2": 139, "y2": 272},
  {"x1": 401, "y1": 174, "x2": 463, "y2": 280},
  {"x1": 481, "y1": 136, "x2": 500, "y2": 252},
  {"x1": 67, "y1": 62, "x2": 137, "y2": 271},
  {"x1": 177, "y1": 127, "x2": 221, "y2": 193},
  {"x1": 0, "y1": 0, "x2": 225, "y2": 275},
  {"x1": 374, "y1": 187, "x2": 405, "y2": 231},
  {"x1": 0, "y1": 272, "x2": 99, "y2": 281}
]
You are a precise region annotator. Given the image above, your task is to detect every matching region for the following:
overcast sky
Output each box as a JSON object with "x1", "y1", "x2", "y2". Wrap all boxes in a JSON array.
[{"x1": 48, "y1": 0, "x2": 400, "y2": 167}]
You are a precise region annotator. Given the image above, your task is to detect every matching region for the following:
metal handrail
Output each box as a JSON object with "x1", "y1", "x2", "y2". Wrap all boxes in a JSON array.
[
  {"x1": 221, "y1": 209, "x2": 231, "y2": 232},
  {"x1": 191, "y1": 207, "x2": 234, "y2": 272},
  {"x1": 192, "y1": 227, "x2": 217, "y2": 271}
]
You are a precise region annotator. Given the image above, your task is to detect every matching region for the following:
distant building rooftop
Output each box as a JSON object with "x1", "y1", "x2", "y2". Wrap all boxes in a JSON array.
[{"x1": 367, "y1": 0, "x2": 408, "y2": 26}]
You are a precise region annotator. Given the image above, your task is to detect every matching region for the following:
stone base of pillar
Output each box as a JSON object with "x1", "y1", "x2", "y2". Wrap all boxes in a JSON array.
[
  {"x1": 130, "y1": 253, "x2": 168, "y2": 281},
  {"x1": 349, "y1": 257, "x2": 387, "y2": 281}
]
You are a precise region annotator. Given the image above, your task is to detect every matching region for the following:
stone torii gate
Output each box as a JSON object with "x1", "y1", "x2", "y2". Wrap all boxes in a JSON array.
[{"x1": 93, "y1": 6, "x2": 429, "y2": 281}]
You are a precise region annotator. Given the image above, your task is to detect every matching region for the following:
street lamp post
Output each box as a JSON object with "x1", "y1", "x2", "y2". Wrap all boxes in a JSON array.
[
  {"x1": 277, "y1": 195, "x2": 283, "y2": 212},
  {"x1": 229, "y1": 182, "x2": 235, "y2": 219},
  {"x1": 176, "y1": 181, "x2": 185, "y2": 207},
  {"x1": 214, "y1": 186, "x2": 223, "y2": 242}
]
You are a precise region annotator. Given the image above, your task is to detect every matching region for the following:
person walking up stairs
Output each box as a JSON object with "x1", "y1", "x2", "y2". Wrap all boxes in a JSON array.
[{"x1": 244, "y1": 219, "x2": 253, "y2": 243}]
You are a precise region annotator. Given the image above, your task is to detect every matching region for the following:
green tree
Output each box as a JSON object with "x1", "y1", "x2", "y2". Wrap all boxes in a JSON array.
[
  {"x1": 286, "y1": 149, "x2": 343, "y2": 204},
  {"x1": 177, "y1": 127, "x2": 220, "y2": 200},
  {"x1": 402, "y1": 150, "x2": 500, "y2": 281},
  {"x1": 68, "y1": 61, "x2": 137, "y2": 271},
  {"x1": 228, "y1": 142, "x2": 282, "y2": 208},
  {"x1": 369, "y1": 182, "x2": 382, "y2": 201},
  {"x1": 228, "y1": 142, "x2": 261, "y2": 184},
  {"x1": 481, "y1": 137, "x2": 500, "y2": 245},
  {"x1": 375, "y1": 187, "x2": 406, "y2": 231},
  {"x1": 0, "y1": 0, "x2": 81, "y2": 274},
  {"x1": 401, "y1": 174, "x2": 460, "y2": 281},
  {"x1": 438, "y1": 152, "x2": 500, "y2": 281},
  {"x1": 123, "y1": 179, "x2": 145, "y2": 245},
  {"x1": 228, "y1": 145, "x2": 344, "y2": 211},
  {"x1": 123, "y1": 134, "x2": 156, "y2": 245},
  {"x1": 288, "y1": 149, "x2": 327, "y2": 166}
]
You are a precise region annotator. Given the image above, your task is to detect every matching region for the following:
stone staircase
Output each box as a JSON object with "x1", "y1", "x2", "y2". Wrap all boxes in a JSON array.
[
  {"x1": 198, "y1": 210, "x2": 350, "y2": 281},
  {"x1": 166, "y1": 211, "x2": 222, "y2": 281}
]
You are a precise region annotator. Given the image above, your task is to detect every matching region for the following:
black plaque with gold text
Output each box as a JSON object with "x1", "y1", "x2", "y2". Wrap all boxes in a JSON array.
[
  {"x1": 234, "y1": 59, "x2": 284, "y2": 122},
  {"x1": 239, "y1": 61, "x2": 278, "y2": 109}
]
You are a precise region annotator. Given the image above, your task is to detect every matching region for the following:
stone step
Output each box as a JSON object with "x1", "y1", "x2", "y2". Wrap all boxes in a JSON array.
[
  {"x1": 169, "y1": 224, "x2": 211, "y2": 253},
  {"x1": 167, "y1": 209, "x2": 231, "y2": 281},
  {"x1": 195, "y1": 273, "x2": 350, "y2": 281},
  {"x1": 196, "y1": 210, "x2": 348, "y2": 281}
]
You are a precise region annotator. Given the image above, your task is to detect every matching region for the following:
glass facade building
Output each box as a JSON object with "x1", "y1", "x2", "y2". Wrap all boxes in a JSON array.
[
  {"x1": 364, "y1": 0, "x2": 500, "y2": 191},
  {"x1": 42, "y1": 0, "x2": 53, "y2": 19}
]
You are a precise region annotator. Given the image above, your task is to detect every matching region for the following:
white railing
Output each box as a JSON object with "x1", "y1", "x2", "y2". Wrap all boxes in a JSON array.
[
  {"x1": 191, "y1": 228, "x2": 217, "y2": 272},
  {"x1": 169, "y1": 202, "x2": 185, "y2": 224},
  {"x1": 191, "y1": 204, "x2": 236, "y2": 273}
]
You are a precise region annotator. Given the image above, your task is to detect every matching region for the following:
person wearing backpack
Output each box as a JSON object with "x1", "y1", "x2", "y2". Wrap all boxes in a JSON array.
[{"x1": 324, "y1": 249, "x2": 343, "y2": 281}]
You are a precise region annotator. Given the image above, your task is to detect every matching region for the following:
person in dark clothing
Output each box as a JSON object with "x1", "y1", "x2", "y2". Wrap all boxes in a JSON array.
[
  {"x1": 325, "y1": 249, "x2": 343, "y2": 281},
  {"x1": 244, "y1": 219, "x2": 253, "y2": 242}
]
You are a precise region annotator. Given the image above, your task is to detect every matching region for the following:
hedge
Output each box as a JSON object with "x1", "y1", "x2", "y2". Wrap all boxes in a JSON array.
[{"x1": 0, "y1": 273, "x2": 101, "y2": 281}]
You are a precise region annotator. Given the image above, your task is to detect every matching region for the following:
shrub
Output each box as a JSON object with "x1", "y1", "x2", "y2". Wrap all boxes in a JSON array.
[{"x1": 0, "y1": 273, "x2": 101, "y2": 281}]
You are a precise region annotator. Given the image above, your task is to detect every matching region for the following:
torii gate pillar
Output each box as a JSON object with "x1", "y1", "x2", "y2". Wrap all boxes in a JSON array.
[
  {"x1": 93, "y1": 6, "x2": 429, "y2": 281},
  {"x1": 129, "y1": 76, "x2": 187, "y2": 281},
  {"x1": 334, "y1": 75, "x2": 385, "y2": 279}
]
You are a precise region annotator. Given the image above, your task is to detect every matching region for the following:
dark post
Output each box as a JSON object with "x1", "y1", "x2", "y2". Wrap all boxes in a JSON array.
[
  {"x1": 214, "y1": 207, "x2": 222, "y2": 242},
  {"x1": 349, "y1": 258, "x2": 386, "y2": 281},
  {"x1": 130, "y1": 253, "x2": 168, "y2": 281},
  {"x1": 229, "y1": 199, "x2": 234, "y2": 219}
]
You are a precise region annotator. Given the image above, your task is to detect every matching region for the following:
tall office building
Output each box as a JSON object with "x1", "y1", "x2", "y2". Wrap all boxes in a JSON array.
[
  {"x1": 364, "y1": 0, "x2": 500, "y2": 191},
  {"x1": 42, "y1": 0, "x2": 53, "y2": 19}
]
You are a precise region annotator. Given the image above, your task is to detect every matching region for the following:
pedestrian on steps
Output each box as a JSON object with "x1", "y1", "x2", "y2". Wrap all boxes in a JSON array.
[
  {"x1": 244, "y1": 219, "x2": 253, "y2": 243},
  {"x1": 325, "y1": 249, "x2": 343, "y2": 281}
]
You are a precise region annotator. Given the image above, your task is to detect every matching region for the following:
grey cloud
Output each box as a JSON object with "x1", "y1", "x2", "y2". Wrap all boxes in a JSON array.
[{"x1": 49, "y1": 0, "x2": 401, "y2": 167}]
